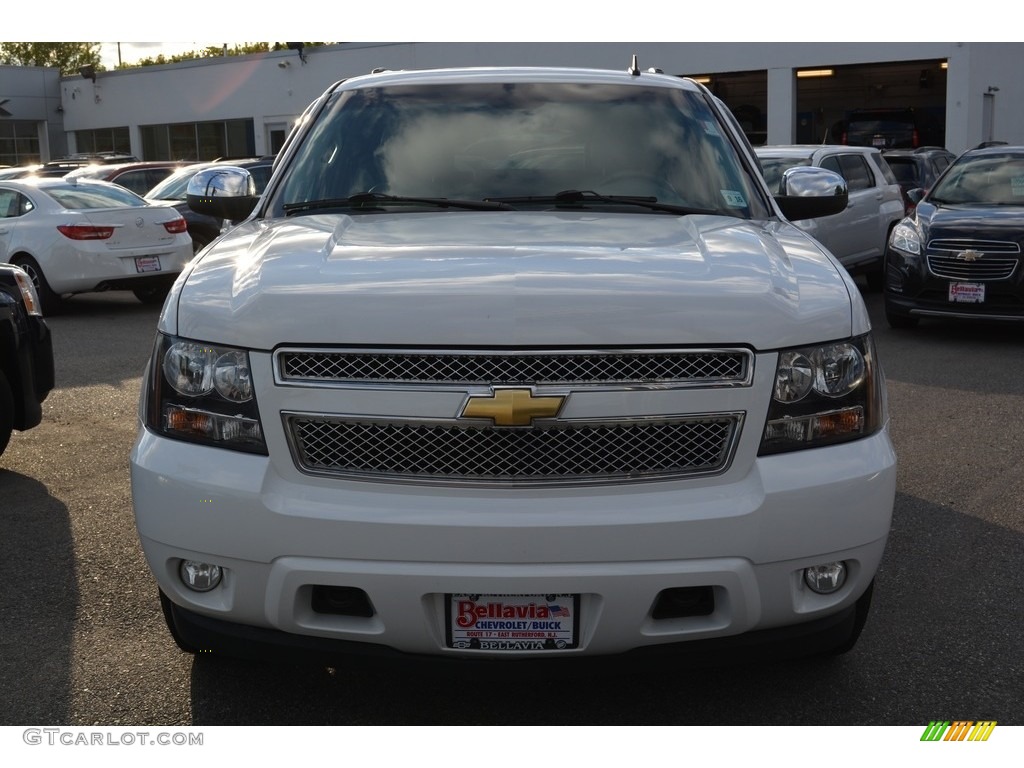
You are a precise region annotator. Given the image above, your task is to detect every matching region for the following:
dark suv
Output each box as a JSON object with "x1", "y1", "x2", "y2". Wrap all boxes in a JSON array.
[
  {"x1": 0, "y1": 263, "x2": 54, "y2": 458},
  {"x1": 843, "y1": 109, "x2": 921, "y2": 150},
  {"x1": 882, "y1": 147, "x2": 956, "y2": 214}
]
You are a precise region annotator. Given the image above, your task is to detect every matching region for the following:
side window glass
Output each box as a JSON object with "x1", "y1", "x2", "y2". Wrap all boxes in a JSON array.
[
  {"x1": 838, "y1": 155, "x2": 872, "y2": 192},
  {"x1": 249, "y1": 166, "x2": 272, "y2": 193},
  {"x1": 0, "y1": 191, "x2": 31, "y2": 218},
  {"x1": 819, "y1": 156, "x2": 841, "y2": 175},
  {"x1": 875, "y1": 156, "x2": 899, "y2": 186},
  {"x1": 117, "y1": 171, "x2": 150, "y2": 196},
  {"x1": 0, "y1": 190, "x2": 14, "y2": 218}
]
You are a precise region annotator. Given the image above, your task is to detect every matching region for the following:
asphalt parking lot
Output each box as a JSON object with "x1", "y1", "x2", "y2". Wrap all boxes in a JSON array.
[{"x1": 1, "y1": 286, "x2": 1021, "y2": 726}]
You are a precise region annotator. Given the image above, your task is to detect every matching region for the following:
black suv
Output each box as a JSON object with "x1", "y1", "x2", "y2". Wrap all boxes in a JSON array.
[
  {"x1": 0, "y1": 264, "x2": 54, "y2": 458},
  {"x1": 843, "y1": 108, "x2": 922, "y2": 150},
  {"x1": 882, "y1": 146, "x2": 957, "y2": 214}
]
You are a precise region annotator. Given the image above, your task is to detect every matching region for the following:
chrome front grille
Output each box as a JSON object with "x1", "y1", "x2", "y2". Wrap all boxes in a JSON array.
[
  {"x1": 927, "y1": 239, "x2": 1020, "y2": 281},
  {"x1": 277, "y1": 349, "x2": 751, "y2": 387},
  {"x1": 285, "y1": 413, "x2": 742, "y2": 485}
]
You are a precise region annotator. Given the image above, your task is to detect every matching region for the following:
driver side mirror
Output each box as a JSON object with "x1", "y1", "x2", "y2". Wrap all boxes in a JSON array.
[
  {"x1": 186, "y1": 167, "x2": 260, "y2": 221},
  {"x1": 774, "y1": 166, "x2": 849, "y2": 221}
]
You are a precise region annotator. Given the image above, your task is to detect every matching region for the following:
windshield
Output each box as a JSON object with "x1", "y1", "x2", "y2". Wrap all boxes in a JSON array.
[
  {"x1": 273, "y1": 81, "x2": 767, "y2": 217},
  {"x1": 147, "y1": 164, "x2": 215, "y2": 200},
  {"x1": 886, "y1": 158, "x2": 920, "y2": 186},
  {"x1": 928, "y1": 153, "x2": 1024, "y2": 205}
]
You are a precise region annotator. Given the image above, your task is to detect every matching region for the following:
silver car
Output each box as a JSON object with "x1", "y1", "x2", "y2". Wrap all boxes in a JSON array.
[{"x1": 756, "y1": 145, "x2": 905, "y2": 289}]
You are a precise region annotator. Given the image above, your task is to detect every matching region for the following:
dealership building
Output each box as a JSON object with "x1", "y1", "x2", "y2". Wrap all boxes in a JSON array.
[{"x1": 1, "y1": 41, "x2": 1022, "y2": 166}]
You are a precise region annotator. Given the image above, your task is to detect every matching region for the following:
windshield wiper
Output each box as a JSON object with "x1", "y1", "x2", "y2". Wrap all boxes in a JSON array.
[
  {"x1": 484, "y1": 189, "x2": 717, "y2": 215},
  {"x1": 283, "y1": 192, "x2": 514, "y2": 215}
]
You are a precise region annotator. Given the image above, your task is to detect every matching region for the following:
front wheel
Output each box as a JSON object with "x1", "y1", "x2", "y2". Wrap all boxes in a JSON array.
[
  {"x1": 865, "y1": 266, "x2": 885, "y2": 292},
  {"x1": 826, "y1": 580, "x2": 875, "y2": 656},
  {"x1": 159, "y1": 589, "x2": 202, "y2": 654}
]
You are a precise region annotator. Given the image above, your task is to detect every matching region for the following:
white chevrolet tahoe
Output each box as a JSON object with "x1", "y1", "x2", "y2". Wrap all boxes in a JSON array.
[{"x1": 130, "y1": 63, "x2": 897, "y2": 663}]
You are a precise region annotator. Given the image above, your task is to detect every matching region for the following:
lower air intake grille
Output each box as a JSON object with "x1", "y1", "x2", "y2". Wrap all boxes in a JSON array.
[{"x1": 286, "y1": 415, "x2": 740, "y2": 485}]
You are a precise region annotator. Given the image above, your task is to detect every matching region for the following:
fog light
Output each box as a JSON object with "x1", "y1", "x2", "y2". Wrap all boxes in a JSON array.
[
  {"x1": 179, "y1": 560, "x2": 222, "y2": 592},
  {"x1": 803, "y1": 562, "x2": 847, "y2": 594}
]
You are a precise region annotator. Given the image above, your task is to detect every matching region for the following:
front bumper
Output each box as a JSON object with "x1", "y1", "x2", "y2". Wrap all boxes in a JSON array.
[{"x1": 131, "y1": 427, "x2": 896, "y2": 659}]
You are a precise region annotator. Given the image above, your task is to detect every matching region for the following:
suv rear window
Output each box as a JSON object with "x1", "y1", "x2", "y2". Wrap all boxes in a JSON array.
[{"x1": 844, "y1": 110, "x2": 917, "y2": 149}]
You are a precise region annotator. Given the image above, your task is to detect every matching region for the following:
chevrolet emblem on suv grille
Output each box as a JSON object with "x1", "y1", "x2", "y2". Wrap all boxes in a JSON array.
[
  {"x1": 460, "y1": 388, "x2": 566, "y2": 426},
  {"x1": 956, "y1": 249, "x2": 983, "y2": 262}
]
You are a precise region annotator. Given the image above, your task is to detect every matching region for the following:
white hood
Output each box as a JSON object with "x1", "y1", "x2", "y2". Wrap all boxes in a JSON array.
[{"x1": 166, "y1": 211, "x2": 861, "y2": 350}]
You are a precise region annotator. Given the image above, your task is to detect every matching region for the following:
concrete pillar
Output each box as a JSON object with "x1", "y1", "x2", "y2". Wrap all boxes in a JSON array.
[{"x1": 766, "y1": 67, "x2": 796, "y2": 145}]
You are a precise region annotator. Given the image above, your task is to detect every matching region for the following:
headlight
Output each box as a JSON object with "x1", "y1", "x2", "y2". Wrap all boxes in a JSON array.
[
  {"x1": 890, "y1": 220, "x2": 922, "y2": 256},
  {"x1": 144, "y1": 333, "x2": 266, "y2": 454},
  {"x1": 759, "y1": 335, "x2": 883, "y2": 455}
]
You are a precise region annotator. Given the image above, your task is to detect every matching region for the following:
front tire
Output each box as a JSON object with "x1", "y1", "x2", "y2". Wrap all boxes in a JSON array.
[
  {"x1": 827, "y1": 580, "x2": 875, "y2": 656},
  {"x1": 159, "y1": 589, "x2": 202, "y2": 654}
]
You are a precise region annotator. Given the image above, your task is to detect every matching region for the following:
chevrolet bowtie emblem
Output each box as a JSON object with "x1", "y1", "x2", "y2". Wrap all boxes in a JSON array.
[
  {"x1": 460, "y1": 388, "x2": 565, "y2": 427},
  {"x1": 957, "y1": 249, "x2": 983, "y2": 262}
]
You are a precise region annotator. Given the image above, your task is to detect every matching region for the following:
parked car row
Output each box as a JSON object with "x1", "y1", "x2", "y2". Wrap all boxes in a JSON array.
[
  {"x1": 0, "y1": 157, "x2": 276, "y2": 315},
  {"x1": 756, "y1": 139, "x2": 1024, "y2": 331}
]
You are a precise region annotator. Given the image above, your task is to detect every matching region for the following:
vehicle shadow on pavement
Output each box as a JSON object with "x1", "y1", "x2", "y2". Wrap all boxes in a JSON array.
[{"x1": 0, "y1": 469, "x2": 78, "y2": 724}]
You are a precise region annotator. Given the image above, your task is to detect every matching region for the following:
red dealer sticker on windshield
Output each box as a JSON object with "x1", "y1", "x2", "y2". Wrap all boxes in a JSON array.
[{"x1": 446, "y1": 594, "x2": 579, "y2": 651}]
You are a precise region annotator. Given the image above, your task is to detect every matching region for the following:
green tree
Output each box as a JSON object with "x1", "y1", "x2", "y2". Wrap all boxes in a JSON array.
[
  {"x1": 119, "y1": 42, "x2": 333, "y2": 69},
  {"x1": 0, "y1": 42, "x2": 102, "y2": 75}
]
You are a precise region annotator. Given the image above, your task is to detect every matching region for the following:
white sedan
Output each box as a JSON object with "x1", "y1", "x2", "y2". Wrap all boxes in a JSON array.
[{"x1": 0, "y1": 177, "x2": 193, "y2": 314}]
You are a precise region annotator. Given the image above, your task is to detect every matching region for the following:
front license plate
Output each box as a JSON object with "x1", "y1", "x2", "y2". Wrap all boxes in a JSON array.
[
  {"x1": 446, "y1": 593, "x2": 579, "y2": 651},
  {"x1": 135, "y1": 256, "x2": 161, "y2": 273},
  {"x1": 949, "y1": 282, "x2": 985, "y2": 303}
]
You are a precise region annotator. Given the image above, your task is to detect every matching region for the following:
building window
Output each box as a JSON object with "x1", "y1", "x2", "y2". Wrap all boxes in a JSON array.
[
  {"x1": 75, "y1": 127, "x2": 131, "y2": 156},
  {"x1": 0, "y1": 121, "x2": 42, "y2": 166},
  {"x1": 140, "y1": 119, "x2": 255, "y2": 161}
]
